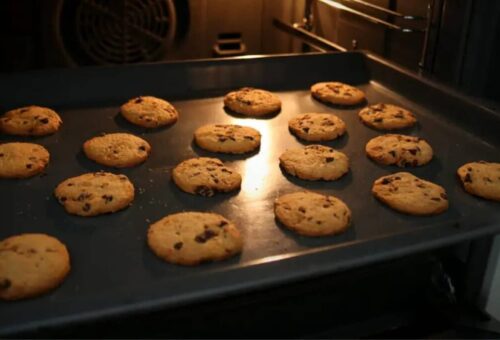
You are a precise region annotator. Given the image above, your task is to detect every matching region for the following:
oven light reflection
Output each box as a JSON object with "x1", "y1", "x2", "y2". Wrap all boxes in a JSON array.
[{"x1": 230, "y1": 119, "x2": 275, "y2": 200}]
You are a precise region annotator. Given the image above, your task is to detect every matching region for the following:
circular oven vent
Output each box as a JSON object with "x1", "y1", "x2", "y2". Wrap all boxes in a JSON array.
[{"x1": 58, "y1": 0, "x2": 176, "y2": 65}]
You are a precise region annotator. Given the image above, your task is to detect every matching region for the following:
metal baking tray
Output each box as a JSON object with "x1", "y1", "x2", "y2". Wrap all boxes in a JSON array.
[{"x1": 1, "y1": 52, "x2": 499, "y2": 335}]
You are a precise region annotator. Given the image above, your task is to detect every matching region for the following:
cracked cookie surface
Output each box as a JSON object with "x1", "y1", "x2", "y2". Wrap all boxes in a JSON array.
[
  {"x1": 274, "y1": 191, "x2": 352, "y2": 237},
  {"x1": 457, "y1": 161, "x2": 500, "y2": 201},
  {"x1": 365, "y1": 134, "x2": 433, "y2": 167},
  {"x1": 279, "y1": 145, "x2": 349, "y2": 181},
  {"x1": 311, "y1": 82, "x2": 365, "y2": 106},
  {"x1": 372, "y1": 172, "x2": 448, "y2": 215},
  {"x1": 172, "y1": 157, "x2": 241, "y2": 196},
  {"x1": 0, "y1": 233, "x2": 70, "y2": 300},
  {"x1": 359, "y1": 104, "x2": 416, "y2": 130},
  {"x1": 0, "y1": 142, "x2": 49, "y2": 178},
  {"x1": 0, "y1": 106, "x2": 62, "y2": 136},
  {"x1": 194, "y1": 124, "x2": 261, "y2": 154},
  {"x1": 147, "y1": 212, "x2": 243, "y2": 266},
  {"x1": 223, "y1": 87, "x2": 281, "y2": 116},
  {"x1": 288, "y1": 113, "x2": 346, "y2": 142},
  {"x1": 54, "y1": 172, "x2": 135, "y2": 216},
  {"x1": 120, "y1": 96, "x2": 178, "y2": 128},
  {"x1": 83, "y1": 133, "x2": 151, "y2": 168}
]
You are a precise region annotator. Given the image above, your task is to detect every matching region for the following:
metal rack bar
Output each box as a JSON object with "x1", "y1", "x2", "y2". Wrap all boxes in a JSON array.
[
  {"x1": 319, "y1": 0, "x2": 425, "y2": 33},
  {"x1": 339, "y1": 0, "x2": 425, "y2": 20}
]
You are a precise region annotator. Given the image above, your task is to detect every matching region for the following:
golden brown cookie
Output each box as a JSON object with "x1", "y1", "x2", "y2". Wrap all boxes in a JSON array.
[
  {"x1": 0, "y1": 142, "x2": 49, "y2": 179},
  {"x1": 194, "y1": 124, "x2": 261, "y2": 154},
  {"x1": 372, "y1": 172, "x2": 449, "y2": 215},
  {"x1": 147, "y1": 212, "x2": 243, "y2": 266},
  {"x1": 274, "y1": 191, "x2": 352, "y2": 237},
  {"x1": 0, "y1": 233, "x2": 70, "y2": 301},
  {"x1": 279, "y1": 145, "x2": 349, "y2": 181},
  {"x1": 288, "y1": 113, "x2": 347, "y2": 142},
  {"x1": 120, "y1": 96, "x2": 178, "y2": 128},
  {"x1": 365, "y1": 134, "x2": 433, "y2": 167},
  {"x1": 54, "y1": 172, "x2": 135, "y2": 216},
  {"x1": 223, "y1": 87, "x2": 281, "y2": 116},
  {"x1": 0, "y1": 106, "x2": 62, "y2": 136},
  {"x1": 457, "y1": 161, "x2": 500, "y2": 201},
  {"x1": 311, "y1": 82, "x2": 365, "y2": 106},
  {"x1": 172, "y1": 157, "x2": 241, "y2": 197},
  {"x1": 359, "y1": 104, "x2": 417, "y2": 130},
  {"x1": 83, "y1": 133, "x2": 151, "y2": 168}
]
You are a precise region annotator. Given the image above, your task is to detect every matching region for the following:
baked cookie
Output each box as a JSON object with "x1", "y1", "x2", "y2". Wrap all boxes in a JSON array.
[
  {"x1": 365, "y1": 134, "x2": 433, "y2": 167},
  {"x1": 311, "y1": 82, "x2": 365, "y2": 106},
  {"x1": 194, "y1": 124, "x2": 261, "y2": 154},
  {"x1": 120, "y1": 96, "x2": 178, "y2": 128},
  {"x1": 359, "y1": 104, "x2": 417, "y2": 130},
  {"x1": 457, "y1": 161, "x2": 500, "y2": 201},
  {"x1": 223, "y1": 87, "x2": 281, "y2": 116},
  {"x1": 372, "y1": 172, "x2": 448, "y2": 215},
  {"x1": 288, "y1": 113, "x2": 347, "y2": 142},
  {"x1": 0, "y1": 106, "x2": 62, "y2": 136},
  {"x1": 54, "y1": 172, "x2": 135, "y2": 216},
  {"x1": 0, "y1": 233, "x2": 70, "y2": 301},
  {"x1": 83, "y1": 133, "x2": 151, "y2": 168},
  {"x1": 147, "y1": 212, "x2": 243, "y2": 266},
  {"x1": 0, "y1": 142, "x2": 49, "y2": 179},
  {"x1": 274, "y1": 191, "x2": 352, "y2": 237},
  {"x1": 279, "y1": 145, "x2": 349, "y2": 181},
  {"x1": 172, "y1": 157, "x2": 241, "y2": 197}
]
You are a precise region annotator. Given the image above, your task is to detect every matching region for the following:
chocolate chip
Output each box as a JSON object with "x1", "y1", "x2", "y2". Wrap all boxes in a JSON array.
[
  {"x1": 228, "y1": 136, "x2": 236, "y2": 141},
  {"x1": 323, "y1": 204, "x2": 331, "y2": 208},
  {"x1": 373, "y1": 118, "x2": 383, "y2": 123},
  {"x1": 408, "y1": 149, "x2": 417, "y2": 155},
  {"x1": 298, "y1": 206, "x2": 306, "y2": 213},
  {"x1": 0, "y1": 279, "x2": 11, "y2": 291},
  {"x1": 82, "y1": 203, "x2": 91, "y2": 212},
  {"x1": 431, "y1": 197, "x2": 441, "y2": 201},
  {"x1": 244, "y1": 136, "x2": 254, "y2": 141},
  {"x1": 207, "y1": 167, "x2": 215, "y2": 171},
  {"x1": 325, "y1": 157, "x2": 334, "y2": 162},
  {"x1": 485, "y1": 177, "x2": 493, "y2": 183},
  {"x1": 174, "y1": 242, "x2": 183, "y2": 250},
  {"x1": 393, "y1": 111, "x2": 405, "y2": 119},
  {"x1": 102, "y1": 194, "x2": 113, "y2": 203},
  {"x1": 26, "y1": 164, "x2": 33, "y2": 169},
  {"x1": 39, "y1": 118, "x2": 49, "y2": 124},
  {"x1": 218, "y1": 220, "x2": 228, "y2": 228},
  {"x1": 302, "y1": 127, "x2": 310, "y2": 133},
  {"x1": 389, "y1": 150, "x2": 396, "y2": 157},
  {"x1": 59, "y1": 196, "x2": 67, "y2": 202},
  {"x1": 194, "y1": 229, "x2": 217, "y2": 243},
  {"x1": 195, "y1": 185, "x2": 215, "y2": 197},
  {"x1": 77, "y1": 193, "x2": 92, "y2": 201},
  {"x1": 67, "y1": 183, "x2": 74, "y2": 186},
  {"x1": 138, "y1": 146, "x2": 146, "y2": 151},
  {"x1": 0, "y1": 153, "x2": 4, "y2": 157},
  {"x1": 221, "y1": 168, "x2": 232, "y2": 174},
  {"x1": 134, "y1": 97, "x2": 143, "y2": 103},
  {"x1": 321, "y1": 121, "x2": 334, "y2": 126},
  {"x1": 381, "y1": 178, "x2": 392, "y2": 185},
  {"x1": 218, "y1": 136, "x2": 227, "y2": 142},
  {"x1": 440, "y1": 193, "x2": 448, "y2": 200}
]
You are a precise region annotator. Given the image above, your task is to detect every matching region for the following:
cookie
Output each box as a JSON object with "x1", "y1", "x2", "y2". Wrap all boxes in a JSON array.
[
  {"x1": 274, "y1": 191, "x2": 351, "y2": 237},
  {"x1": 83, "y1": 133, "x2": 151, "y2": 168},
  {"x1": 223, "y1": 87, "x2": 281, "y2": 116},
  {"x1": 372, "y1": 172, "x2": 449, "y2": 215},
  {"x1": 194, "y1": 124, "x2": 261, "y2": 154},
  {"x1": 457, "y1": 161, "x2": 500, "y2": 201},
  {"x1": 359, "y1": 104, "x2": 417, "y2": 130},
  {"x1": 147, "y1": 212, "x2": 243, "y2": 266},
  {"x1": 54, "y1": 172, "x2": 135, "y2": 216},
  {"x1": 288, "y1": 113, "x2": 347, "y2": 142},
  {"x1": 0, "y1": 106, "x2": 62, "y2": 136},
  {"x1": 311, "y1": 82, "x2": 365, "y2": 106},
  {"x1": 365, "y1": 134, "x2": 433, "y2": 167},
  {"x1": 0, "y1": 233, "x2": 70, "y2": 301},
  {"x1": 279, "y1": 145, "x2": 349, "y2": 181},
  {"x1": 0, "y1": 142, "x2": 50, "y2": 179},
  {"x1": 172, "y1": 157, "x2": 241, "y2": 197},
  {"x1": 120, "y1": 96, "x2": 178, "y2": 128}
]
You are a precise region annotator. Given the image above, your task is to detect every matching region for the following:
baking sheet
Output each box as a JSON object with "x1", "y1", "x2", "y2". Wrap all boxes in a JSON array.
[{"x1": 0, "y1": 52, "x2": 499, "y2": 335}]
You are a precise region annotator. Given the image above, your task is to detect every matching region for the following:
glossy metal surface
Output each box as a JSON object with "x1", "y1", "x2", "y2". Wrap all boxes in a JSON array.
[{"x1": 0, "y1": 52, "x2": 499, "y2": 335}]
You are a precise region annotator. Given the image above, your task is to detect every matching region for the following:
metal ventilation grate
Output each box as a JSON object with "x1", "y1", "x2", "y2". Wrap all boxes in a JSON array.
[{"x1": 60, "y1": 0, "x2": 176, "y2": 65}]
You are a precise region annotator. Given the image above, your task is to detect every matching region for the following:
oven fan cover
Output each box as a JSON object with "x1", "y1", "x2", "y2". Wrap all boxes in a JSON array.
[{"x1": 56, "y1": 0, "x2": 177, "y2": 65}]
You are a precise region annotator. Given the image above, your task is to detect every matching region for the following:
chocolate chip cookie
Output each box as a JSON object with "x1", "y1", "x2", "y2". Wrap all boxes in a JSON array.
[
  {"x1": 194, "y1": 124, "x2": 261, "y2": 154},
  {"x1": 311, "y1": 82, "x2": 365, "y2": 106},
  {"x1": 359, "y1": 104, "x2": 417, "y2": 130},
  {"x1": 0, "y1": 142, "x2": 49, "y2": 178},
  {"x1": 457, "y1": 161, "x2": 500, "y2": 201},
  {"x1": 223, "y1": 87, "x2": 281, "y2": 116},
  {"x1": 120, "y1": 96, "x2": 178, "y2": 128},
  {"x1": 365, "y1": 134, "x2": 433, "y2": 167},
  {"x1": 0, "y1": 106, "x2": 62, "y2": 136},
  {"x1": 288, "y1": 113, "x2": 347, "y2": 142}
]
